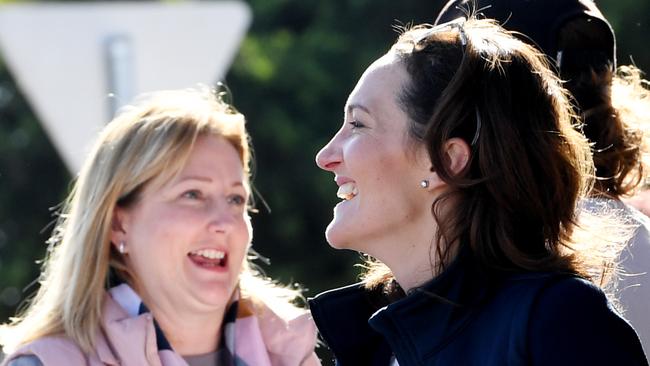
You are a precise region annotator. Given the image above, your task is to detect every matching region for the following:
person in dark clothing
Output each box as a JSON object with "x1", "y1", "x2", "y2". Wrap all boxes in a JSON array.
[
  {"x1": 436, "y1": 0, "x2": 650, "y2": 355},
  {"x1": 311, "y1": 16, "x2": 648, "y2": 365}
]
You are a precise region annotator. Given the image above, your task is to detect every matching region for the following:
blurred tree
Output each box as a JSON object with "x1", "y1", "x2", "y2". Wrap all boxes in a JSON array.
[
  {"x1": 0, "y1": 60, "x2": 69, "y2": 319},
  {"x1": 600, "y1": 0, "x2": 650, "y2": 71}
]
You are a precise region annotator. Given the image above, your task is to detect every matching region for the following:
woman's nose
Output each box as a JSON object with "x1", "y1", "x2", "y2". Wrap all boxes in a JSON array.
[
  {"x1": 315, "y1": 136, "x2": 342, "y2": 171},
  {"x1": 207, "y1": 204, "x2": 236, "y2": 234}
]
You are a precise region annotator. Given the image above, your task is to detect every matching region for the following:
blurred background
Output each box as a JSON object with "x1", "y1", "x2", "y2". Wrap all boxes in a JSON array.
[{"x1": 0, "y1": 0, "x2": 648, "y2": 363}]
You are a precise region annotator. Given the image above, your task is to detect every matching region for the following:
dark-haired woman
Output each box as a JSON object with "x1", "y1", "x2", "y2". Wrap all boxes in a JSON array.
[{"x1": 310, "y1": 18, "x2": 648, "y2": 365}]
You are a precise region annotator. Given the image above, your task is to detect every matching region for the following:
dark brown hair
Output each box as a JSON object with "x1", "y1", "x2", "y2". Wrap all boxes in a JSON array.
[
  {"x1": 363, "y1": 19, "x2": 597, "y2": 287},
  {"x1": 558, "y1": 18, "x2": 646, "y2": 198}
]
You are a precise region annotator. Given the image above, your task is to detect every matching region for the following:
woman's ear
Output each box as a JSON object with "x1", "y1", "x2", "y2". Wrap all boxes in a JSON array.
[
  {"x1": 444, "y1": 137, "x2": 471, "y2": 175},
  {"x1": 420, "y1": 137, "x2": 472, "y2": 191},
  {"x1": 110, "y1": 206, "x2": 129, "y2": 250},
  {"x1": 419, "y1": 137, "x2": 471, "y2": 192}
]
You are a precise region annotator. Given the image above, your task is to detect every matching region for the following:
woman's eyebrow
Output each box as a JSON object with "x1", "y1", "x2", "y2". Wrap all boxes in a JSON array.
[
  {"x1": 175, "y1": 175, "x2": 213, "y2": 183},
  {"x1": 175, "y1": 177, "x2": 246, "y2": 189},
  {"x1": 346, "y1": 103, "x2": 372, "y2": 116}
]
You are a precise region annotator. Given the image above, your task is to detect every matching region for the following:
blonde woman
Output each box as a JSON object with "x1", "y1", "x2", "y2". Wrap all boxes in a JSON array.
[{"x1": 0, "y1": 88, "x2": 320, "y2": 366}]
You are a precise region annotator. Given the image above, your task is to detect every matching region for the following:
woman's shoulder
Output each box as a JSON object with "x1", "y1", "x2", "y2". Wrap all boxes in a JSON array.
[
  {"x1": 244, "y1": 297, "x2": 316, "y2": 340},
  {"x1": 512, "y1": 274, "x2": 621, "y2": 326},
  {"x1": 525, "y1": 276, "x2": 648, "y2": 365},
  {"x1": 240, "y1": 298, "x2": 319, "y2": 365},
  {"x1": 1, "y1": 336, "x2": 87, "y2": 366},
  {"x1": 495, "y1": 271, "x2": 590, "y2": 304},
  {"x1": 4, "y1": 355, "x2": 43, "y2": 366},
  {"x1": 531, "y1": 275, "x2": 608, "y2": 309}
]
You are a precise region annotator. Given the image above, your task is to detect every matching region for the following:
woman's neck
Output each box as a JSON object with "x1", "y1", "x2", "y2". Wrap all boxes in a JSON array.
[
  {"x1": 136, "y1": 288, "x2": 226, "y2": 356},
  {"x1": 368, "y1": 220, "x2": 444, "y2": 293},
  {"x1": 387, "y1": 241, "x2": 458, "y2": 293},
  {"x1": 371, "y1": 214, "x2": 461, "y2": 293},
  {"x1": 155, "y1": 306, "x2": 224, "y2": 356}
]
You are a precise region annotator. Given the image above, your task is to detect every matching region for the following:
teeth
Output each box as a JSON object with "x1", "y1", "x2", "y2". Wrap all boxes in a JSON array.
[
  {"x1": 191, "y1": 249, "x2": 225, "y2": 260},
  {"x1": 336, "y1": 182, "x2": 358, "y2": 200}
]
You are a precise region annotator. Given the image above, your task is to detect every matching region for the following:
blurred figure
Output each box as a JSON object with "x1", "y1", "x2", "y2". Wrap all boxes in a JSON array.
[
  {"x1": 311, "y1": 17, "x2": 647, "y2": 365},
  {"x1": 0, "y1": 88, "x2": 319, "y2": 365},
  {"x1": 437, "y1": 0, "x2": 650, "y2": 354}
]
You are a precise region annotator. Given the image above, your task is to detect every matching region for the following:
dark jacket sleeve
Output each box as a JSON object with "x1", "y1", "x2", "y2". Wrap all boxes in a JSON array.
[{"x1": 528, "y1": 277, "x2": 648, "y2": 365}]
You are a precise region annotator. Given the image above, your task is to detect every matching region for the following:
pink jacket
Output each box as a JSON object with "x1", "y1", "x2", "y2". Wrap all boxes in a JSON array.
[{"x1": 2, "y1": 290, "x2": 320, "y2": 366}]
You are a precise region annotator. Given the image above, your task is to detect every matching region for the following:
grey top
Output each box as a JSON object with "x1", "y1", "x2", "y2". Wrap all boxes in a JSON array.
[
  {"x1": 615, "y1": 204, "x2": 650, "y2": 355},
  {"x1": 582, "y1": 197, "x2": 650, "y2": 355},
  {"x1": 184, "y1": 350, "x2": 225, "y2": 366}
]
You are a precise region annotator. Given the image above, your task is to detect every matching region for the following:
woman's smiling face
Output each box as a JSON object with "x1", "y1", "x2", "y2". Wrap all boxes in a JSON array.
[
  {"x1": 315, "y1": 52, "x2": 435, "y2": 258},
  {"x1": 113, "y1": 135, "x2": 251, "y2": 313}
]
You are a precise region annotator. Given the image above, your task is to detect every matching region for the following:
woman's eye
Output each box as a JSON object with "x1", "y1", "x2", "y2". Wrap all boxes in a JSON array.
[
  {"x1": 181, "y1": 190, "x2": 202, "y2": 200},
  {"x1": 349, "y1": 120, "x2": 365, "y2": 129},
  {"x1": 227, "y1": 194, "x2": 247, "y2": 206}
]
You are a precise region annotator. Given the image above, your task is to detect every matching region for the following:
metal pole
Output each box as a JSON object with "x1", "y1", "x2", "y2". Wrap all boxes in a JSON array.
[{"x1": 104, "y1": 34, "x2": 134, "y2": 119}]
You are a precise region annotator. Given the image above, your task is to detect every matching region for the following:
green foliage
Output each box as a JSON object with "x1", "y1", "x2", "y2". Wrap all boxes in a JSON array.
[
  {"x1": 600, "y1": 0, "x2": 650, "y2": 71},
  {"x1": 0, "y1": 55, "x2": 69, "y2": 319}
]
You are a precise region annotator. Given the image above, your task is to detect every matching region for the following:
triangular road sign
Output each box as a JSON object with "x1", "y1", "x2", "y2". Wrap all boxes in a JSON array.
[{"x1": 0, "y1": 1, "x2": 251, "y2": 172}]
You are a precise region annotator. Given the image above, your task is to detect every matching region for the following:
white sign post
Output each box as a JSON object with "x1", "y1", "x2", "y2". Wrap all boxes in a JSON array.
[{"x1": 0, "y1": 1, "x2": 251, "y2": 173}]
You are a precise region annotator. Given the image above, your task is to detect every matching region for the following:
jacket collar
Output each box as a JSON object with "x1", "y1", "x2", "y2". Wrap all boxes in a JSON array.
[
  {"x1": 367, "y1": 248, "x2": 492, "y2": 363},
  {"x1": 102, "y1": 284, "x2": 318, "y2": 366},
  {"x1": 310, "y1": 247, "x2": 494, "y2": 364},
  {"x1": 309, "y1": 282, "x2": 394, "y2": 365},
  {"x1": 98, "y1": 290, "x2": 164, "y2": 366},
  {"x1": 107, "y1": 284, "x2": 240, "y2": 354}
]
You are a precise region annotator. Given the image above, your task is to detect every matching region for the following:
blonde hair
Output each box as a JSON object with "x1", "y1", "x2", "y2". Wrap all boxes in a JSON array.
[{"x1": 0, "y1": 87, "x2": 303, "y2": 353}]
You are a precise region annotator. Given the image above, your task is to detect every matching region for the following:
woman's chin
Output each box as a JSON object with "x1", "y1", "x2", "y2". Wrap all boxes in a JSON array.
[
  {"x1": 325, "y1": 223, "x2": 355, "y2": 250},
  {"x1": 188, "y1": 287, "x2": 235, "y2": 310},
  {"x1": 181, "y1": 275, "x2": 237, "y2": 310}
]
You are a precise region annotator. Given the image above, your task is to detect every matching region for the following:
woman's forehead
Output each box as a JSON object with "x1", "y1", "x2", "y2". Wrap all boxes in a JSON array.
[
  {"x1": 347, "y1": 54, "x2": 406, "y2": 109},
  {"x1": 371, "y1": 51, "x2": 400, "y2": 68}
]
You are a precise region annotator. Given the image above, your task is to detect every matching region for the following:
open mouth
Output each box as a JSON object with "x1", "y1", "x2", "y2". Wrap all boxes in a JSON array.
[
  {"x1": 188, "y1": 249, "x2": 227, "y2": 268},
  {"x1": 336, "y1": 182, "x2": 358, "y2": 201}
]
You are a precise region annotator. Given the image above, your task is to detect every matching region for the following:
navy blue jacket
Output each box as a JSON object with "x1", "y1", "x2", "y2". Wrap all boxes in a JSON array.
[{"x1": 309, "y1": 251, "x2": 648, "y2": 365}]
